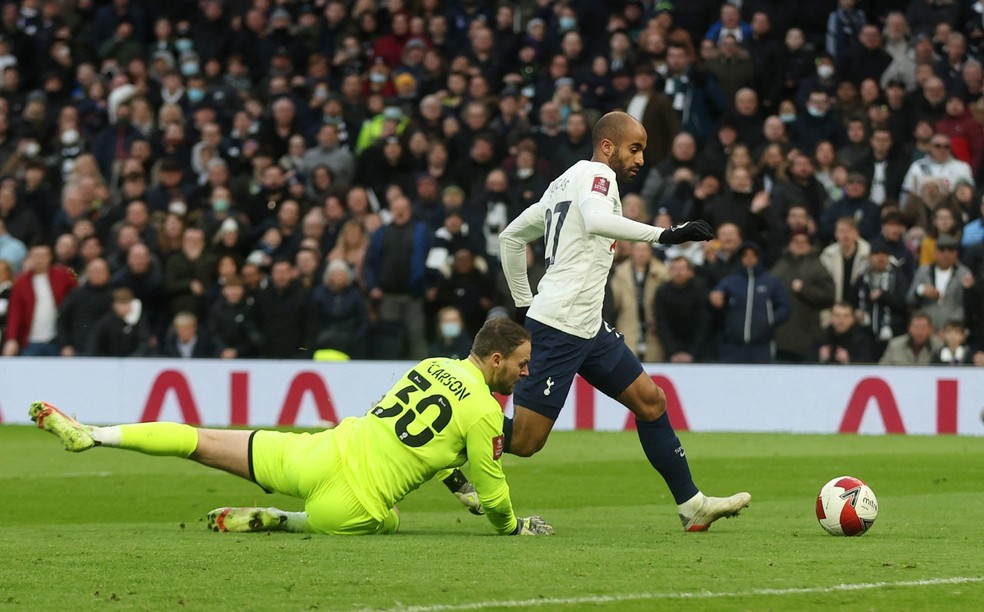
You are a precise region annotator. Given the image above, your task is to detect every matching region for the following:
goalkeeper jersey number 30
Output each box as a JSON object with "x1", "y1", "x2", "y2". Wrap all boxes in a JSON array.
[{"x1": 330, "y1": 357, "x2": 517, "y2": 534}]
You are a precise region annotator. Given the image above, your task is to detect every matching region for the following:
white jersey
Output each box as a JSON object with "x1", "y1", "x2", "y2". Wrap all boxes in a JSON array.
[
  {"x1": 500, "y1": 160, "x2": 664, "y2": 339},
  {"x1": 901, "y1": 156, "x2": 974, "y2": 198}
]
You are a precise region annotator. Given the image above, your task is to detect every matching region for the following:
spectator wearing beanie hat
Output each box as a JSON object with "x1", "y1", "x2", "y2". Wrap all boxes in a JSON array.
[{"x1": 819, "y1": 172, "x2": 882, "y2": 243}]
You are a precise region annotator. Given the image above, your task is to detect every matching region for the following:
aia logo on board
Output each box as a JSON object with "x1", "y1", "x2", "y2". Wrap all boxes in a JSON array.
[{"x1": 591, "y1": 176, "x2": 610, "y2": 195}]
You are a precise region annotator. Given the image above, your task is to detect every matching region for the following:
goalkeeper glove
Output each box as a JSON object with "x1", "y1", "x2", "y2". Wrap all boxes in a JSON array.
[
  {"x1": 453, "y1": 482, "x2": 485, "y2": 516},
  {"x1": 657, "y1": 220, "x2": 714, "y2": 245},
  {"x1": 443, "y1": 469, "x2": 484, "y2": 515},
  {"x1": 512, "y1": 515, "x2": 554, "y2": 535}
]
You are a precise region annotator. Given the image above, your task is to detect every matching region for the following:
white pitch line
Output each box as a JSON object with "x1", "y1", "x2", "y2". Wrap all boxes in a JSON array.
[
  {"x1": 376, "y1": 576, "x2": 984, "y2": 612},
  {"x1": 0, "y1": 471, "x2": 115, "y2": 479}
]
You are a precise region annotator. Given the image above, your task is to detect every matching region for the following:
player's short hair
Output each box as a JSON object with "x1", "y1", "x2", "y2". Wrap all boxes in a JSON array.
[
  {"x1": 592, "y1": 111, "x2": 631, "y2": 148},
  {"x1": 471, "y1": 318, "x2": 530, "y2": 360},
  {"x1": 831, "y1": 301, "x2": 853, "y2": 312}
]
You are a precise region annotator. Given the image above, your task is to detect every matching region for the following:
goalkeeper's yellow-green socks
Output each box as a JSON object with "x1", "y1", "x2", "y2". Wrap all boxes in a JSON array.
[{"x1": 90, "y1": 423, "x2": 199, "y2": 458}]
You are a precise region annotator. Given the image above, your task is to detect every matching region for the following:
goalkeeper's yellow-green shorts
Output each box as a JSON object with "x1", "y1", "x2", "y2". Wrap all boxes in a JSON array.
[{"x1": 248, "y1": 429, "x2": 400, "y2": 535}]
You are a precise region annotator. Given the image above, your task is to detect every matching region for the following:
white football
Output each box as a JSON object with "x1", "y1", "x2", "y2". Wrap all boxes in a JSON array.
[{"x1": 815, "y1": 476, "x2": 878, "y2": 536}]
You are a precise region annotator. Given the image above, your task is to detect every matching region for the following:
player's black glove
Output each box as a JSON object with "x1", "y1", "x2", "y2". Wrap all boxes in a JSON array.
[
  {"x1": 657, "y1": 220, "x2": 715, "y2": 245},
  {"x1": 512, "y1": 515, "x2": 555, "y2": 535}
]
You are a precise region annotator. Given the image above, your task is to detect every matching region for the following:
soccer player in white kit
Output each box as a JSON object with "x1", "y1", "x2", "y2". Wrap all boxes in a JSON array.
[{"x1": 499, "y1": 111, "x2": 751, "y2": 531}]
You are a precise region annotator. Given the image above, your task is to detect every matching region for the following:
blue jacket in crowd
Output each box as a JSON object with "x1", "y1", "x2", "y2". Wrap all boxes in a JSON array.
[{"x1": 716, "y1": 242, "x2": 791, "y2": 346}]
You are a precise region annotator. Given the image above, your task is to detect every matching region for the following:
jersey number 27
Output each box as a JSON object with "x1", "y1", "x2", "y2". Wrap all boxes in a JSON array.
[
  {"x1": 371, "y1": 369, "x2": 451, "y2": 447},
  {"x1": 543, "y1": 200, "x2": 571, "y2": 270}
]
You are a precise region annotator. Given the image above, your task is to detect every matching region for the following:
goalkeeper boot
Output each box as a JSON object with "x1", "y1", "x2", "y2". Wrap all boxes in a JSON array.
[
  {"x1": 207, "y1": 507, "x2": 288, "y2": 533},
  {"x1": 680, "y1": 492, "x2": 751, "y2": 532},
  {"x1": 28, "y1": 401, "x2": 96, "y2": 452},
  {"x1": 514, "y1": 515, "x2": 554, "y2": 535}
]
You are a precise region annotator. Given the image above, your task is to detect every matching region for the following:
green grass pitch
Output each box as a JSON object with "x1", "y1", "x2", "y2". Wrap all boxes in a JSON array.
[{"x1": 3, "y1": 425, "x2": 983, "y2": 610}]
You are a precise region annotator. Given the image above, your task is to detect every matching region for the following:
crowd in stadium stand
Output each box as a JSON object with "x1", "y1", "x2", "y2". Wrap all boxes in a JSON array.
[{"x1": 0, "y1": 0, "x2": 983, "y2": 366}]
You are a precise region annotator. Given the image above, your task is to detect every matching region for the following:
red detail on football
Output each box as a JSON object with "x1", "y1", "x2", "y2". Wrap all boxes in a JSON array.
[
  {"x1": 492, "y1": 435, "x2": 504, "y2": 460},
  {"x1": 835, "y1": 476, "x2": 865, "y2": 490},
  {"x1": 839, "y1": 501, "x2": 864, "y2": 536},
  {"x1": 592, "y1": 176, "x2": 610, "y2": 195},
  {"x1": 815, "y1": 495, "x2": 826, "y2": 520}
]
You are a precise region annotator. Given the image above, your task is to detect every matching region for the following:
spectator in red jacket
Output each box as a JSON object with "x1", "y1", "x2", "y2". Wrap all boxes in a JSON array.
[
  {"x1": 373, "y1": 12, "x2": 412, "y2": 69},
  {"x1": 2, "y1": 244, "x2": 78, "y2": 356},
  {"x1": 935, "y1": 95, "x2": 984, "y2": 173}
]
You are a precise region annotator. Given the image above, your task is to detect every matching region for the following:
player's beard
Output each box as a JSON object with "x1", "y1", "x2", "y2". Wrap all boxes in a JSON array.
[{"x1": 608, "y1": 146, "x2": 637, "y2": 181}]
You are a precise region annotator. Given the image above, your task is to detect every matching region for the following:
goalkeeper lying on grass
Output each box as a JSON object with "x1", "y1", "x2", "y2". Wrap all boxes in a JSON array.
[{"x1": 29, "y1": 317, "x2": 553, "y2": 537}]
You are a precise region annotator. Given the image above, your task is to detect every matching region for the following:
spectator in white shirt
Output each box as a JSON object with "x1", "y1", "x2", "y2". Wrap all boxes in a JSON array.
[{"x1": 901, "y1": 134, "x2": 974, "y2": 209}]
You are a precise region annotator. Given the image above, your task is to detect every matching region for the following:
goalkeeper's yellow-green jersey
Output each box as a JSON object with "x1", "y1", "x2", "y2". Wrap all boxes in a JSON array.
[{"x1": 331, "y1": 357, "x2": 517, "y2": 534}]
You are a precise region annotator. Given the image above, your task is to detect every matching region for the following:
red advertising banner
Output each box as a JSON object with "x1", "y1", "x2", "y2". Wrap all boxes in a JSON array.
[{"x1": 1, "y1": 360, "x2": 982, "y2": 436}]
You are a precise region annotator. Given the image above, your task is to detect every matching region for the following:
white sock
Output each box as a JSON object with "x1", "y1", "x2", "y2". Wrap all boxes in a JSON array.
[
  {"x1": 281, "y1": 510, "x2": 311, "y2": 533},
  {"x1": 89, "y1": 426, "x2": 122, "y2": 447},
  {"x1": 678, "y1": 492, "x2": 705, "y2": 516}
]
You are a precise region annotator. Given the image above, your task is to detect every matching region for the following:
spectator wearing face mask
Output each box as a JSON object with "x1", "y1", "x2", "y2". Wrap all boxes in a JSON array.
[
  {"x1": 790, "y1": 89, "x2": 844, "y2": 154},
  {"x1": 794, "y1": 54, "x2": 838, "y2": 108},
  {"x1": 428, "y1": 305, "x2": 472, "y2": 359}
]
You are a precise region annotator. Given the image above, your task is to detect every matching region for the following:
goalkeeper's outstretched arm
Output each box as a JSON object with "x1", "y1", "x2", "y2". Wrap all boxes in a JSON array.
[{"x1": 464, "y1": 414, "x2": 553, "y2": 535}]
